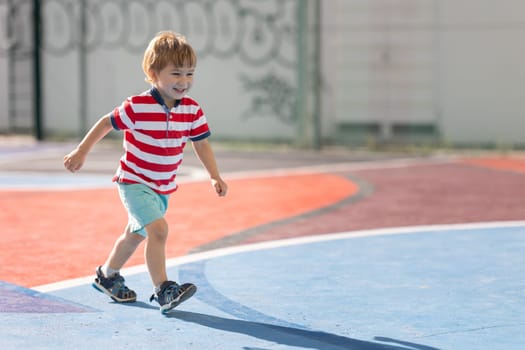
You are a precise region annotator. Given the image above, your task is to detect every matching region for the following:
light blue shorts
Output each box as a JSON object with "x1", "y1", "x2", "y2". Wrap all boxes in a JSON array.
[{"x1": 117, "y1": 183, "x2": 170, "y2": 237}]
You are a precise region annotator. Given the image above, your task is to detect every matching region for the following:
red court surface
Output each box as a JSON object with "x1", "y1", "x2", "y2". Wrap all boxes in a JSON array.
[
  {"x1": 1, "y1": 144, "x2": 525, "y2": 289},
  {"x1": 2, "y1": 143, "x2": 525, "y2": 350},
  {"x1": 0, "y1": 173, "x2": 357, "y2": 287},
  {"x1": 462, "y1": 156, "x2": 525, "y2": 174}
]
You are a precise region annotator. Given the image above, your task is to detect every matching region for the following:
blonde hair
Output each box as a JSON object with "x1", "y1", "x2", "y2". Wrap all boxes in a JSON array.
[{"x1": 142, "y1": 31, "x2": 197, "y2": 83}]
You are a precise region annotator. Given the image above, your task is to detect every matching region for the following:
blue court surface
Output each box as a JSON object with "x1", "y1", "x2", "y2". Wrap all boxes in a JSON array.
[{"x1": 1, "y1": 222, "x2": 524, "y2": 350}]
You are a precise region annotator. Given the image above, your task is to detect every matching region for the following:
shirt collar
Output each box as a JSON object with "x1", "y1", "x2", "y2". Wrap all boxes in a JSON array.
[{"x1": 149, "y1": 87, "x2": 181, "y2": 110}]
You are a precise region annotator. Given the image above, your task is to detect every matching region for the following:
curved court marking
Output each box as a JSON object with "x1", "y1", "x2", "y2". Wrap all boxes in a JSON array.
[
  {"x1": 34, "y1": 220, "x2": 525, "y2": 293},
  {"x1": 6, "y1": 220, "x2": 524, "y2": 350},
  {"x1": 0, "y1": 281, "x2": 97, "y2": 314},
  {"x1": 0, "y1": 155, "x2": 455, "y2": 191},
  {"x1": 221, "y1": 156, "x2": 457, "y2": 180},
  {"x1": 176, "y1": 222, "x2": 525, "y2": 343},
  {"x1": 0, "y1": 166, "x2": 209, "y2": 191},
  {"x1": 2, "y1": 153, "x2": 523, "y2": 192},
  {"x1": 29, "y1": 220, "x2": 525, "y2": 350}
]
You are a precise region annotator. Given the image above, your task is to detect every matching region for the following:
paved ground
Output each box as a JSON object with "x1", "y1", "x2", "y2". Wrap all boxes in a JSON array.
[{"x1": 1, "y1": 138, "x2": 524, "y2": 349}]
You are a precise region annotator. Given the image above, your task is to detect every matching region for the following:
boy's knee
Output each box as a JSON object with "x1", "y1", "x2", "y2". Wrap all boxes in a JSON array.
[
  {"x1": 122, "y1": 230, "x2": 145, "y2": 246},
  {"x1": 146, "y1": 219, "x2": 168, "y2": 241}
]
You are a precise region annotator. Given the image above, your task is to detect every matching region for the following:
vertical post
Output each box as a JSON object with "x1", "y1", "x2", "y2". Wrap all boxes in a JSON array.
[
  {"x1": 7, "y1": 0, "x2": 14, "y2": 130},
  {"x1": 313, "y1": 0, "x2": 322, "y2": 150},
  {"x1": 79, "y1": 0, "x2": 87, "y2": 135},
  {"x1": 296, "y1": 0, "x2": 321, "y2": 149},
  {"x1": 33, "y1": 0, "x2": 43, "y2": 140},
  {"x1": 432, "y1": 0, "x2": 442, "y2": 143}
]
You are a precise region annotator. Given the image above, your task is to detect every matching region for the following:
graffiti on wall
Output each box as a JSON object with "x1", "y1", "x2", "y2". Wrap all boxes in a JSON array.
[
  {"x1": 0, "y1": 0, "x2": 298, "y2": 126},
  {"x1": 241, "y1": 73, "x2": 295, "y2": 124}
]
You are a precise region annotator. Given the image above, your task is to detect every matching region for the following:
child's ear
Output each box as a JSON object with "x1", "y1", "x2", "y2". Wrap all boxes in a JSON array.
[{"x1": 146, "y1": 69, "x2": 158, "y2": 83}]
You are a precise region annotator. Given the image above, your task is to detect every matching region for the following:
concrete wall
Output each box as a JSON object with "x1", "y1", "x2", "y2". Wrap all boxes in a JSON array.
[
  {"x1": 436, "y1": 1, "x2": 525, "y2": 145},
  {"x1": 321, "y1": 0, "x2": 438, "y2": 142},
  {"x1": 2, "y1": 0, "x2": 525, "y2": 147},
  {"x1": 41, "y1": 0, "x2": 298, "y2": 141},
  {"x1": 321, "y1": 0, "x2": 525, "y2": 146}
]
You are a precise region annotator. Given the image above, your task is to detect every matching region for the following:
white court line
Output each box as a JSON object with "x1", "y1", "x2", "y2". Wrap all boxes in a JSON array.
[
  {"x1": 0, "y1": 166, "x2": 210, "y2": 191},
  {"x1": 0, "y1": 144, "x2": 73, "y2": 163},
  {"x1": 0, "y1": 155, "x2": 456, "y2": 191},
  {"x1": 34, "y1": 220, "x2": 525, "y2": 293},
  {"x1": 221, "y1": 155, "x2": 458, "y2": 181}
]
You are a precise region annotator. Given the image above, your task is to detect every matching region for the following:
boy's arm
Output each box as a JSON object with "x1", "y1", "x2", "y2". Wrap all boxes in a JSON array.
[
  {"x1": 64, "y1": 114, "x2": 113, "y2": 173},
  {"x1": 191, "y1": 138, "x2": 228, "y2": 197}
]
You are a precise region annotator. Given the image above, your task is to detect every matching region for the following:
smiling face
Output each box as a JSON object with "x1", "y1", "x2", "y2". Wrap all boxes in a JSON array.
[
  {"x1": 152, "y1": 63, "x2": 195, "y2": 106},
  {"x1": 142, "y1": 32, "x2": 197, "y2": 108}
]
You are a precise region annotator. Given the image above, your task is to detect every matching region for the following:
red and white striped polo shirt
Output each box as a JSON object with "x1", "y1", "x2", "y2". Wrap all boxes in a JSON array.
[{"x1": 110, "y1": 88, "x2": 210, "y2": 194}]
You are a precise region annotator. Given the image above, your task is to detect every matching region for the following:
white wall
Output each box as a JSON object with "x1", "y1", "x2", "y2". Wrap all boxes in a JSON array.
[
  {"x1": 321, "y1": 0, "x2": 438, "y2": 140},
  {"x1": 436, "y1": 1, "x2": 525, "y2": 144},
  {"x1": 42, "y1": 0, "x2": 298, "y2": 142},
  {"x1": 4, "y1": 0, "x2": 525, "y2": 146},
  {"x1": 321, "y1": 0, "x2": 525, "y2": 145}
]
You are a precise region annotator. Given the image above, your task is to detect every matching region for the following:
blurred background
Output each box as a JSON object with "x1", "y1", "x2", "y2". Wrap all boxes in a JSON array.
[{"x1": 0, "y1": 0, "x2": 524, "y2": 150}]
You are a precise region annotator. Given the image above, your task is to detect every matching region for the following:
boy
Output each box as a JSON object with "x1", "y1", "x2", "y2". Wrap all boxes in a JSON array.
[{"x1": 63, "y1": 31, "x2": 228, "y2": 314}]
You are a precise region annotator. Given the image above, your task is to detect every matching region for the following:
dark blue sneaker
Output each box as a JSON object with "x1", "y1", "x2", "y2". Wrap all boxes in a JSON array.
[
  {"x1": 150, "y1": 280, "x2": 196, "y2": 314},
  {"x1": 92, "y1": 266, "x2": 137, "y2": 303}
]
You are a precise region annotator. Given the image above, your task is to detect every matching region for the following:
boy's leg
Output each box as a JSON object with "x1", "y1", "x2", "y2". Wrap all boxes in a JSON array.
[
  {"x1": 144, "y1": 217, "x2": 197, "y2": 313},
  {"x1": 92, "y1": 225, "x2": 144, "y2": 303},
  {"x1": 103, "y1": 225, "x2": 145, "y2": 273},
  {"x1": 144, "y1": 218, "x2": 169, "y2": 287}
]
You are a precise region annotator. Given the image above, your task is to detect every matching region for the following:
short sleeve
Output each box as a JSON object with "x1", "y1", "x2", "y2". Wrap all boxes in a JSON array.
[
  {"x1": 189, "y1": 106, "x2": 211, "y2": 141},
  {"x1": 110, "y1": 98, "x2": 136, "y2": 131}
]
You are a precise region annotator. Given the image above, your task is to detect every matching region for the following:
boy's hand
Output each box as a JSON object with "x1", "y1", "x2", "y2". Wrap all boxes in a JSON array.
[
  {"x1": 63, "y1": 149, "x2": 86, "y2": 173},
  {"x1": 63, "y1": 115, "x2": 113, "y2": 173},
  {"x1": 212, "y1": 177, "x2": 228, "y2": 197}
]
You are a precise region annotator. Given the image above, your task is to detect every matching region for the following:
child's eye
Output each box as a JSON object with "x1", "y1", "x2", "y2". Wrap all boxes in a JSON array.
[{"x1": 171, "y1": 71, "x2": 194, "y2": 77}]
